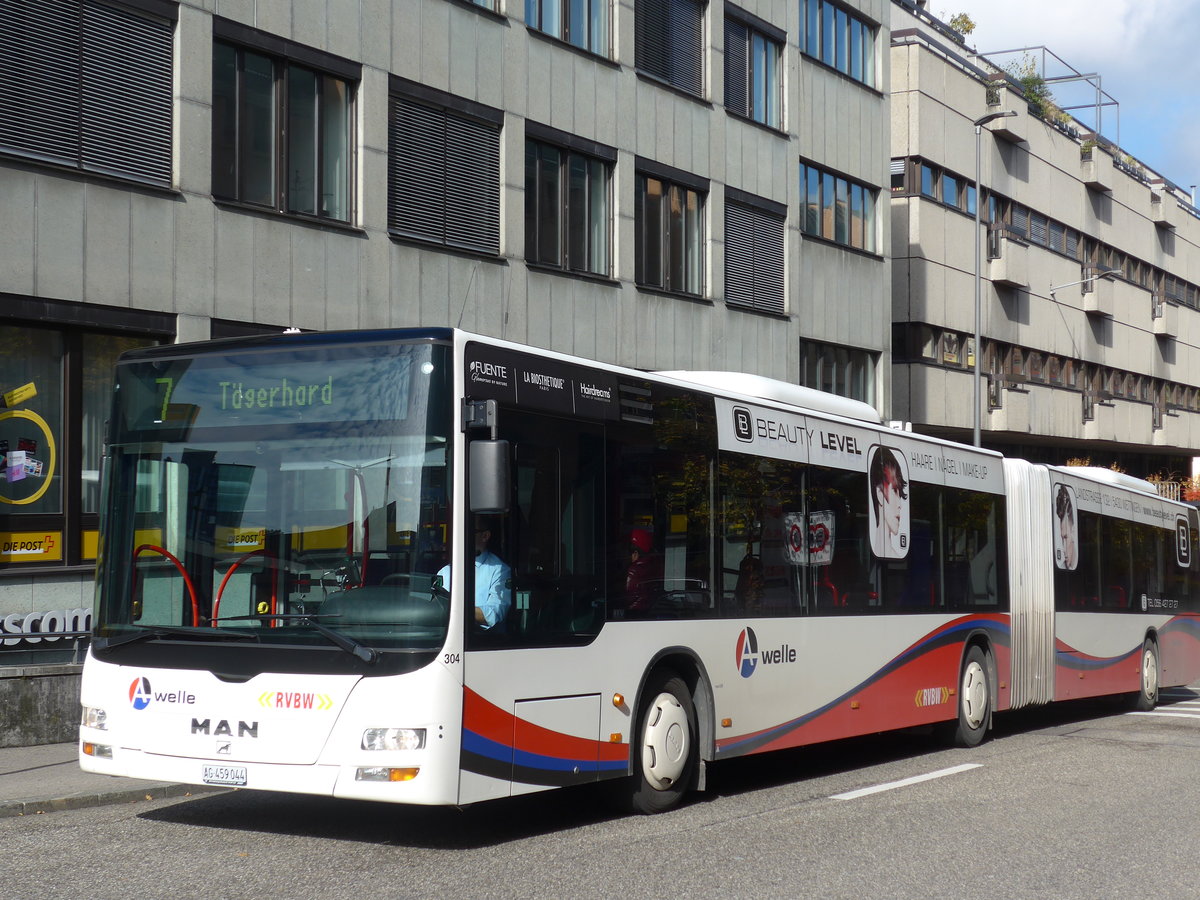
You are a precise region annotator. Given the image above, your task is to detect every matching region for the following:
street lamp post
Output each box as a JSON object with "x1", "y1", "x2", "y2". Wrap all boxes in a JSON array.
[{"x1": 972, "y1": 110, "x2": 1016, "y2": 448}]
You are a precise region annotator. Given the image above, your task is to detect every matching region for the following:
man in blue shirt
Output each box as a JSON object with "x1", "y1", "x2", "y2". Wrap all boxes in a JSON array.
[{"x1": 437, "y1": 516, "x2": 511, "y2": 630}]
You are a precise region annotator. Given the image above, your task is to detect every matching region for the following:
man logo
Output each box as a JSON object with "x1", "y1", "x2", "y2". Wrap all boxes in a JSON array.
[
  {"x1": 733, "y1": 407, "x2": 754, "y2": 442},
  {"x1": 735, "y1": 627, "x2": 759, "y2": 678},
  {"x1": 129, "y1": 677, "x2": 152, "y2": 710}
]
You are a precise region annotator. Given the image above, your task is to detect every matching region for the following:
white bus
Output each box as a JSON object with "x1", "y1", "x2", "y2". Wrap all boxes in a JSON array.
[{"x1": 79, "y1": 328, "x2": 1200, "y2": 812}]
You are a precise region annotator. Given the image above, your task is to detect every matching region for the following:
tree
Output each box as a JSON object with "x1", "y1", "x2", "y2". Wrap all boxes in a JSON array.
[
  {"x1": 946, "y1": 12, "x2": 975, "y2": 37},
  {"x1": 1006, "y1": 53, "x2": 1065, "y2": 123}
]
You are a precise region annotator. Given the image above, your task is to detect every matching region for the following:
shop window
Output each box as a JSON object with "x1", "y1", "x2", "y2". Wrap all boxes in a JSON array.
[
  {"x1": 1, "y1": 317, "x2": 164, "y2": 571},
  {"x1": 0, "y1": 329, "x2": 63, "y2": 515}
]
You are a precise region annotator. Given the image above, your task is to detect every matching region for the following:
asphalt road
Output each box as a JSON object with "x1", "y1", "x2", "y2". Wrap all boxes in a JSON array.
[{"x1": 8, "y1": 688, "x2": 1200, "y2": 900}]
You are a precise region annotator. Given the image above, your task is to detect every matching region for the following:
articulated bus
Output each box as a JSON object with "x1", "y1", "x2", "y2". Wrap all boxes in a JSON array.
[{"x1": 80, "y1": 328, "x2": 1200, "y2": 812}]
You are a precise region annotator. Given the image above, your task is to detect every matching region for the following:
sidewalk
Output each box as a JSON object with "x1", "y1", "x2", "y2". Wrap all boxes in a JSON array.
[{"x1": 0, "y1": 742, "x2": 219, "y2": 818}]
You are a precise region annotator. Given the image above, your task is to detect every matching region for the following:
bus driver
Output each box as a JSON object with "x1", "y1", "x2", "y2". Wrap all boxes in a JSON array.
[{"x1": 437, "y1": 516, "x2": 512, "y2": 630}]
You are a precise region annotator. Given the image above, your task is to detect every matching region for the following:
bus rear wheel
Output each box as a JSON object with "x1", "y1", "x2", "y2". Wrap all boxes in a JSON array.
[
  {"x1": 1134, "y1": 640, "x2": 1159, "y2": 711},
  {"x1": 947, "y1": 646, "x2": 991, "y2": 748},
  {"x1": 629, "y1": 672, "x2": 697, "y2": 814}
]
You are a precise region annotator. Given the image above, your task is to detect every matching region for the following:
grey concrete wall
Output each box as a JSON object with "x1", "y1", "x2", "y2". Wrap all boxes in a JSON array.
[
  {"x1": 0, "y1": 665, "x2": 81, "y2": 748},
  {"x1": 1, "y1": 0, "x2": 892, "y2": 396}
]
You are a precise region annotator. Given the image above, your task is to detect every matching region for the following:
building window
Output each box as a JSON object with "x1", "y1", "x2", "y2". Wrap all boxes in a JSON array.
[
  {"x1": 388, "y1": 79, "x2": 502, "y2": 255},
  {"x1": 524, "y1": 128, "x2": 613, "y2": 276},
  {"x1": 800, "y1": 161, "x2": 877, "y2": 253},
  {"x1": 725, "y1": 191, "x2": 785, "y2": 314},
  {"x1": 0, "y1": 0, "x2": 175, "y2": 187},
  {"x1": 635, "y1": 166, "x2": 706, "y2": 296},
  {"x1": 800, "y1": 0, "x2": 876, "y2": 88},
  {"x1": 212, "y1": 25, "x2": 357, "y2": 222},
  {"x1": 635, "y1": 0, "x2": 705, "y2": 99},
  {"x1": 941, "y1": 173, "x2": 960, "y2": 208},
  {"x1": 724, "y1": 11, "x2": 783, "y2": 128},
  {"x1": 941, "y1": 333, "x2": 962, "y2": 366},
  {"x1": 800, "y1": 340, "x2": 876, "y2": 405},
  {"x1": 526, "y1": 0, "x2": 609, "y2": 56}
]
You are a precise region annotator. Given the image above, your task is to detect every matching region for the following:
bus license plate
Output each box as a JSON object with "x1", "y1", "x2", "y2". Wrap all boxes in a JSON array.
[{"x1": 202, "y1": 765, "x2": 247, "y2": 786}]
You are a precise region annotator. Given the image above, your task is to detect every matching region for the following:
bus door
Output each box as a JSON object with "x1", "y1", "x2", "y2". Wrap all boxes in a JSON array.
[{"x1": 459, "y1": 406, "x2": 609, "y2": 797}]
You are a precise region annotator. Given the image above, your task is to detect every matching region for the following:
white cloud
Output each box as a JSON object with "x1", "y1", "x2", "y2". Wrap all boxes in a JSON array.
[{"x1": 931, "y1": 0, "x2": 1200, "y2": 185}]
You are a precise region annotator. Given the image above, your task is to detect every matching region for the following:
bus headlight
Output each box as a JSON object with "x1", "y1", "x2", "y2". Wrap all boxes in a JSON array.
[
  {"x1": 356, "y1": 767, "x2": 419, "y2": 782},
  {"x1": 81, "y1": 706, "x2": 108, "y2": 730},
  {"x1": 362, "y1": 727, "x2": 425, "y2": 751}
]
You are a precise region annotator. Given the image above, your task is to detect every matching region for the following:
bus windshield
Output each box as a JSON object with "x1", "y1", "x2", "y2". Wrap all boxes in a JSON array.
[{"x1": 93, "y1": 339, "x2": 452, "y2": 663}]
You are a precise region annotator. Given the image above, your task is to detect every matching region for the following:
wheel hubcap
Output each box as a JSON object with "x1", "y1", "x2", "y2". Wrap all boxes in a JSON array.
[
  {"x1": 1143, "y1": 649, "x2": 1159, "y2": 700},
  {"x1": 642, "y1": 692, "x2": 689, "y2": 790},
  {"x1": 961, "y1": 661, "x2": 987, "y2": 730}
]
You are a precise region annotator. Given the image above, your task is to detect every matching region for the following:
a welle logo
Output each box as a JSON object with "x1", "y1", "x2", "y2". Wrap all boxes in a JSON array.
[
  {"x1": 735, "y1": 626, "x2": 797, "y2": 678},
  {"x1": 128, "y1": 677, "x2": 196, "y2": 710}
]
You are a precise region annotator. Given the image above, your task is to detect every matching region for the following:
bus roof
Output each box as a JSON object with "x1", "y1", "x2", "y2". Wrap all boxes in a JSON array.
[
  {"x1": 1049, "y1": 465, "x2": 1162, "y2": 497},
  {"x1": 655, "y1": 370, "x2": 883, "y2": 424}
]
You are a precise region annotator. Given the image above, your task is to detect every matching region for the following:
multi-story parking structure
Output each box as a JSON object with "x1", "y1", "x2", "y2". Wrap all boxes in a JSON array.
[{"x1": 889, "y1": 0, "x2": 1200, "y2": 480}]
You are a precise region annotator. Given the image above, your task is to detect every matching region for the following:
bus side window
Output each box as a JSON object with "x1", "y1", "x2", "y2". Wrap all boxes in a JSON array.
[
  {"x1": 484, "y1": 409, "x2": 606, "y2": 645},
  {"x1": 608, "y1": 385, "x2": 715, "y2": 621},
  {"x1": 808, "y1": 466, "x2": 872, "y2": 614}
]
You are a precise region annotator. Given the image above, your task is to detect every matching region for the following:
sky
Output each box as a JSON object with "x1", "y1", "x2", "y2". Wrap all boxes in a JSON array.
[{"x1": 929, "y1": 0, "x2": 1200, "y2": 195}]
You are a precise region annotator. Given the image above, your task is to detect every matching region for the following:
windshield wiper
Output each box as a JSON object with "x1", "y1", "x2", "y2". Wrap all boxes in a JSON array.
[
  {"x1": 96, "y1": 624, "x2": 261, "y2": 650},
  {"x1": 215, "y1": 613, "x2": 379, "y2": 664}
]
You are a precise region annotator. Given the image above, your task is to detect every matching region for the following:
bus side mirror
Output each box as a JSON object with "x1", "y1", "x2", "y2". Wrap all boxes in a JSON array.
[{"x1": 469, "y1": 439, "x2": 510, "y2": 514}]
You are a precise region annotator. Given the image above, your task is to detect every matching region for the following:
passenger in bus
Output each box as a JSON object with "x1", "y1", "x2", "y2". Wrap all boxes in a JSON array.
[
  {"x1": 624, "y1": 528, "x2": 664, "y2": 613},
  {"x1": 436, "y1": 516, "x2": 512, "y2": 630},
  {"x1": 734, "y1": 553, "x2": 764, "y2": 612},
  {"x1": 869, "y1": 447, "x2": 909, "y2": 558},
  {"x1": 1054, "y1": 484, "x2": 1078, "y2": 570}
]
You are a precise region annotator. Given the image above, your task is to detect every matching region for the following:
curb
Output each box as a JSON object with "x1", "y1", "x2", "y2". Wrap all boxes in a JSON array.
[{"x1": 0, "y1": 783, "x2": 226, "y2": 819}]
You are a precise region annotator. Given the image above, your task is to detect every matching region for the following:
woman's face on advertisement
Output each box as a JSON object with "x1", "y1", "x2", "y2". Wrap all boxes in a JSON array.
[
  {"x1": 1059, "y1": 515, "x2": 1075, "y2": 563},
  {"x1": 880, "y1": 470, "x2": 904, "y2": 536}
]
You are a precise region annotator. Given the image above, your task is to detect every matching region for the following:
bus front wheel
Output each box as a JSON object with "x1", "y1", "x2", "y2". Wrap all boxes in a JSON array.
[
  {"x1": 948, "y1": 646, "x2": 991, "y2": 748},
  {"x1": 1134, "y1": 640, "x2": 1159, "y2": 711},
  {"x1": 629, "y1": 672, "x2": 697, "y2": 814}
]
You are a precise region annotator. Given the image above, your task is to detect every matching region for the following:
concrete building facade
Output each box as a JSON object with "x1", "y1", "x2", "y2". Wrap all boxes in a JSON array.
[
  {"x1": 0, "y1": 0, "x2": 890, "y2": 742},
  {"x1": 889, "y1": 1, "x2": 1200, "y2": 479}
]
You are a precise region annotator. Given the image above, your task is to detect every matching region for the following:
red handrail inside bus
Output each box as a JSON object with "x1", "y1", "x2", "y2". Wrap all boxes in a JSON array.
[
  {"x1": 133, "y1": 544, "x2": 200, "y2": 627},
  {"x1": 213, "y1": 548, "x2": 278, "y2": 623}
]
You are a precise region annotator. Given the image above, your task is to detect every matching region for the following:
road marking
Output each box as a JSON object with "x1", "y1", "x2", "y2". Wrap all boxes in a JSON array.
[
  {"x1": 829, "y1": 763, "x2": 983, "y2": 801},
  {"x1": 1129, "y1": 711, "x2": 1200, "y2": 720}
]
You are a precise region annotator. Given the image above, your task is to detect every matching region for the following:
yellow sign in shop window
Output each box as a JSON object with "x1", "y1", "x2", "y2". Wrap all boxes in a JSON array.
[{"x1": 0, "y1": 531, "x2": 63, "y2": 563}]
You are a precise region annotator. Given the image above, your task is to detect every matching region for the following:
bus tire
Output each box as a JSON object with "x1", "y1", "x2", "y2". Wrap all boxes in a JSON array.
[
  {"x1": 629, "y1": 672, "x2": 697, "y2": 814},
  {"x1": 1134, "y1": 639, "x2": 1159, "y2": 711},
  {"x1": 949, "y1": 646, "x2": 990, "y2": 748}
]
